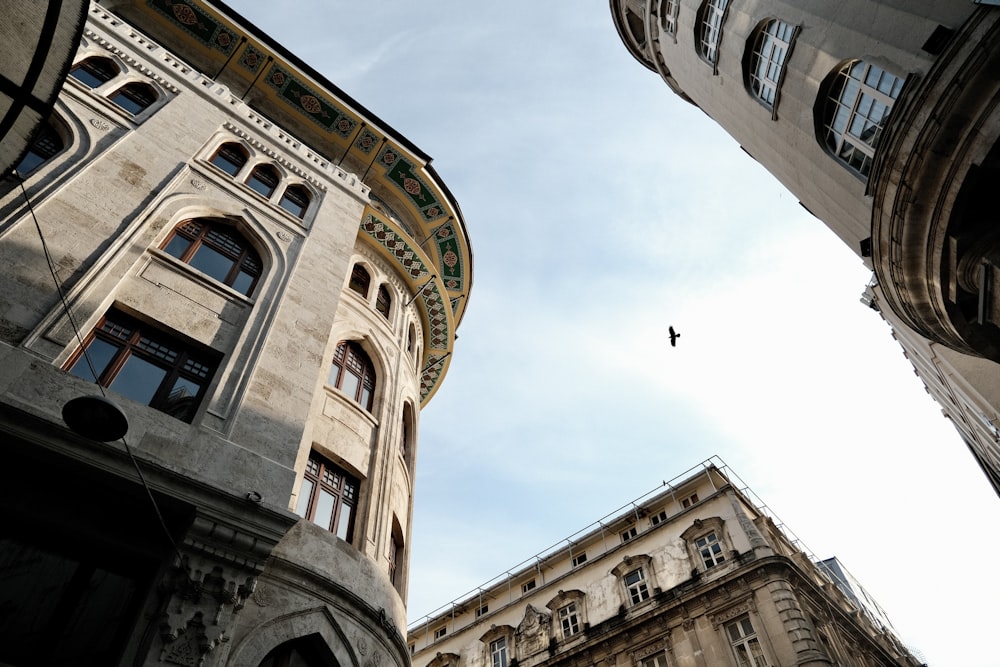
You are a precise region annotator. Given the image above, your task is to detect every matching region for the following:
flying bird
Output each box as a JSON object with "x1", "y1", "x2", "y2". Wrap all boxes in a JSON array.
[{"x1": 668, "y1": 326, "x2": 680, "y2": 347}]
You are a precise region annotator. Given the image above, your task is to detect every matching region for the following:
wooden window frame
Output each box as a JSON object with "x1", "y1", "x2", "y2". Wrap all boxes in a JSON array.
[
  {"x1": 210, "y1": 142, "x2": 249, "y2": 176},
  {"x1": 69, "y1": 56, "x2": 119, "y2": 88},
  {"x1": 295, "y1": 452, "x2": 359, "y2": 542},
  {"x1": 329, "y1": 340, "x2": 376, "y2": 411},
  {"x1": 109, "y1": 81, "x2": 158, "y2": 115},
  {"x1": 161, "y1": 219, "x2": 263, "y2": 296},
  {"x1": 65, "y1": 308, "x2": 218, "y2": 423}
]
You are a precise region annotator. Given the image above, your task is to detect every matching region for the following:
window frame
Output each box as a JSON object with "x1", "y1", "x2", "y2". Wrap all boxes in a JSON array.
[
  {"x1": 558, "y1": 601, "x2": 580, "y2": 638},
  {"x1": 246, "y1": 163, "x2": 281, "y2": 199},
  {"x1": 328, "y1": 340, "x2": 377, "y2": 412},
  {"x1": 745, "y1": 19, "x2": 798, "y2": 116},
  {"x1": 65, "y1": 308, "x2": 218, "y2": 423},
  {"x1": 375, "y1": 284, "x2": 392, "y2": 320},
  {"x1": 682, "y1": 517, "x2": 732, "y2": 573},
  {"x1": 489, "y1": 637, "x2": 508, "y2": 667},
  {"x1": 726, "y1": 614, "x2": 768, "y2": 667},
  {"x1": 210, "y1": 142, "x2": 249, "y2": 177},
  {"x1": 108, "y1": 81, "x2": 158, "y2": 115},
  {"x1": 694, "y1": 531, "x2": 726, "y2": 568},
  {"x1": 160, "y1": 218, "x2": 263, "y2": 297},
  {"x1": 349, "y1": 264, "x2": 371, "y2": 298},
  {"x1": 278, "y1": 183, "x2": 311, "y2": 218},
  {"x1": 294, "y1": 452, "x2": 359, "y2": 542},
  {"x1": 819, "y1": 59, "x2": 905, "y2": 179},
  {"x1": 15, "y1": 117, "x2": 66, "y2": 177},
  {"x1": 660, "y1": 0, "x2": 680, "y2": 39},
  {"x1": 624, "y1": 567, "x2": 651, "y2": 605},
  {"x1": 68, "y1": 56, "x2": 120, "y2": 89},
  {"x1": 695, "y1": 0, "x2": 731, "y2": 70}
]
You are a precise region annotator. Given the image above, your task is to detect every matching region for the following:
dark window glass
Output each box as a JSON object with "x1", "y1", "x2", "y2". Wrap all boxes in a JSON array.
[
  {"x1": 68, "y1": 57, "x2": 119, "y2": 89},
  {"x1": 348, "y1": 265, "x2": 370, "y2": 298},
  {"x1": 210, "y1": 143, "x2": 248, "y2": 176},
  {"x1": 108, "y1": 82, "x2": 157, "y2": 114},
  {"x1": 375, "y1": 285, "x2": 391, "y2": 319},
  {"x1": 161, "y1": 219, "x2": 263, "y2": 296},
  {"x1": 16, "y1": 120, "x2": 64, "y2": 176},
  {"x1": 295, "y1": 453, "x2": 359, "y2": 542},
  {"x1": 66, "y1": 309, "x2": 218, "y2": 423},
  {"x1": 278, "y1": 184, "x2": 310, "y2": 218},
  {"x1": 246, "y1": 164, "x2": 279, "y2": 198},
  {"x1": 328, "y1": 341, "x2": 376, "y2": 412}
]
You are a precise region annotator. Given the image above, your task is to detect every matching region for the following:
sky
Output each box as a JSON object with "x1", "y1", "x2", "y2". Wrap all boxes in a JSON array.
[{"x1": 237, "y1": 3, "x2": 1000, "y2": 665}]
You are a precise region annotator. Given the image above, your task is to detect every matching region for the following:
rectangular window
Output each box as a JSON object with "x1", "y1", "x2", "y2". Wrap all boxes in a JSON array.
[
  {"x1": 621, "y1": 525, "x2": 638, "y2": 543},
  {"x1": 66, "y1": 308, "x2": 218, "y2": 423},
  {"x1": 624, "y1": 568, "x2": 650, "y2": 605},
  {"x1": 476, "y1": 604, "x2": 489, "y2": 617},
  {"x1": 434, "y1": 627, "x2": 447, "y2": 640},
  {"x1": 294, "y1": 453, "x2": 359, "y2": 542},
  {"x1": 641, "y1": 654, "x2": 670, "y2": 667},
  {"x1": 521, "y1": 579, "x2": 536, "y2": 593},
  {"x1": 571, "y1": 552, "x2": 587, "y2": 567},
  {"x1": 695, "y1": 531, "x2": 726, "y2": 568},
  {"x1": 558, "y1": 602, "x2": 580, "y2": 637},
  {"x1": 650, "y1": 510, "x2": 668, "y2": 526},
  {"x1": 490, "y1": 637, "x2": 508, "y2": 667},
  {"x1": 681, "y1": 493, "x2": 700, "y2": 508},
  {"x1": 727, "y1": 615, "x2": 767, "y2": 667}
]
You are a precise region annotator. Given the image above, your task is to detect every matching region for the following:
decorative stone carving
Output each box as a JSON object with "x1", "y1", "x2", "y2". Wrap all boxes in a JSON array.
[
  {"x1": 155, "y1": 515, "x2": 272, "y2": 666},
  {"x1": 90, "y1": 118, "x2": 111, "y2": 131},
  {"x1": 191, "y1": 178, "x2": 208, "y2": 191},
  {"x1": 515, "y1": 605, "x2": 551, "y2": 657}
]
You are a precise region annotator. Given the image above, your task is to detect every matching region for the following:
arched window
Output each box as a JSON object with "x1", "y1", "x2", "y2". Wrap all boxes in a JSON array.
[
  {"x1": 400, "y1": 403, "x2": 414, "y2": 459},
  {"x1": 375, "y1": 285, "x2": 392, "y2": 319},
  {"x1": 406, "y1": 323, "x2": 416, "y2": 354},
  {"x1": 210, "y1": 142, "x2": 249, "y2": 176},
  {"x1": 246, "y1": 163, "x2": 280, "y2": 198},
  {"x1": 696, "y1": 0, "x2": 730, "y2": 67},
  {"x1": 329, "y1": 340, "x2": 376, "y2": 411},
  {"x1": 279, "y1": 184, "x2": 310, "y2": 218},
  {"x1": 16, "y1": 117, "x2": 65, "y2": 176},
  {"x1": 389, "y1": 516, "x2": 404, "y2": 591},
  {"x1": 348, "y1": 264, "x2": 370, "y2": 298},
  {"x1": 660, "y1": 0, "x2": 679, "y2": 37},
  {"x1": 294, "y1": 452, "x2": 359, "y2": 542},
  {"x1": 109, "y1": 82, "x2": 158, "y2": 115},
  {"x1": 820, "y1": 60, "x2": 904, "y2": 178},
  {"x1": 68, "y1": 56, "x2": 119, "y2": 88},
  {"x1": 161, "y1": 219, "x2": 263, "y2": 296},
  {"x1": 746, "y1": 20, "x2": 795, "y2": 110}
]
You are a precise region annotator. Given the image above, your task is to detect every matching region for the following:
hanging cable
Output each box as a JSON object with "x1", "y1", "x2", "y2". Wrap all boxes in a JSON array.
[{"x1": 15, "y1": 167, "x2": 183, "y2": 561}]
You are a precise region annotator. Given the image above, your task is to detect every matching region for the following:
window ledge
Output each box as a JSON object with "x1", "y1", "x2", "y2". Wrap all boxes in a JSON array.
[{"x1": 148, "y1": 250, "x2": 257, "y2": 304}]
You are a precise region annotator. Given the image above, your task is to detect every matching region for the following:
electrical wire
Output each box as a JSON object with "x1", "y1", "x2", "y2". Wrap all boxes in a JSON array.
[{"x1": 15, "y1": 167, "x2": 184, "y2": 561}]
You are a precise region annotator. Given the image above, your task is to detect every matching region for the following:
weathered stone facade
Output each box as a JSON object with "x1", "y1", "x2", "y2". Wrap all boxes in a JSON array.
[
  {"x1": 609, "y1": 1, "x2": 1000, "y2": 497},
  {"x1": 408, "y1": 464, "x2": 920, "y2": 667},
  {"x1": 0, "y1": 2, "x2": 471, "y2": 665}
]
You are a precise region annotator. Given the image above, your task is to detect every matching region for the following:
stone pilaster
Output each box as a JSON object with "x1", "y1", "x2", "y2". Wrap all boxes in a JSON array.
[{"x1": 766, "y1": 580, "x2": 832, "y2": 667}]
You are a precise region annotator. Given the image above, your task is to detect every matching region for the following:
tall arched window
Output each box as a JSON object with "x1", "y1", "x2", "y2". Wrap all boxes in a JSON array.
[
  {"x1": 279, "y1": 184, "x2": 311, "y2": 218},
  {"x1": 294, "y1": 452, "x2": 359, "y2": 542},
  {"x1": 745, "y1": 19, "x2": 796, "y2": 110},
  {"x1": 376, "y1": 285, "x2": 392, "y2": 319},
  {"x1": 109, "y1": 82, "x2": 158, "y2": 115},
  {"x1": 696, "y1": 0, "x2": 730, "y2": 67},
  {"x1": 820, "y1": 60, "x2": 904, "y2": 178},
  {"x1": 329, "y1": 340, "x2": 376, "y2": 411},
  {"x1": 161, "y1": 219, "x2": 263, "y2": 296},
  {"x1": 348, "y1": 264, "x2": 370, "y2": 298},
  {"x1": 16, "y1": 117, "x2": 65, "y2": 176},
  {"x1": 660, "y1": 0, "x2": 679, "y2": 37},
  {"x1": 389, "y1": 516, "x2": 404, "y2": 592},
  {"x1": 246, "y1": 163, "x2": 280, "y2": 198},
  {"x1": 68, "y1": 56, "x2": 119, "y2": 88},
  {"x1": 210, "y1": 142, "x2": 249, "y2": 176}
]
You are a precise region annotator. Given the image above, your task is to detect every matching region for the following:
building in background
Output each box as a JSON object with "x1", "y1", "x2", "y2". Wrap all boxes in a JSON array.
[
  {"x1": 0, "y1": 1, "x2": 471, "y2": 665},
  {"x1": 407, "y1": 460, "x2": 920, "y2": 667},
  {"x1": 610, "y1": 2, "x2": 1000, "y2": 496}
]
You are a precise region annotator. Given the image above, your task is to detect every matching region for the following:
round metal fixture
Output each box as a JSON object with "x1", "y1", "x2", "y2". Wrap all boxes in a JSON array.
[{"x1": 62, "y1": 394, "x2": 129, "y2": 442}]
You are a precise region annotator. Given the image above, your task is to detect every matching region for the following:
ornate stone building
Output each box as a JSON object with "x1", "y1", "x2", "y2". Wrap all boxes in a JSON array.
[
  {"x1": 0, "y1": 1, "x2": 471, "y2": 665},
  {"x1": 407, "y1": 461, "x2": 919, "y2": 667},
  {"x1": 610, "y1": 2, "x2": 1000, "y2": 495}
]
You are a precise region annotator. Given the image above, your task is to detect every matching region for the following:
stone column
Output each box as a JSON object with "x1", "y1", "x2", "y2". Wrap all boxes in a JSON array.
[{"x1": 766, "y1": 580, "x2": 832, "y2": 667}]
